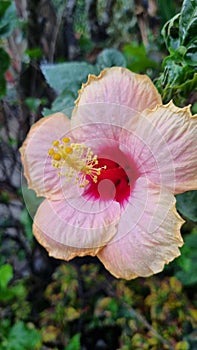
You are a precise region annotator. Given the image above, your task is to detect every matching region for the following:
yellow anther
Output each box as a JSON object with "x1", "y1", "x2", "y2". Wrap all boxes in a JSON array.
[
  {"x1": 48, "y1": 148, "x2": 55, "y2": 156},
  {"x1": 62, "y1": 137, "x2": 70, "y2": 143},
  {"x1": 53, "y1": 153, "x2": 61, "y2": 161},
  {"x1": 52, "y1": 140, "x2": 59, "y2": 147},
  {"x1": 65, "y1": 147, "x2": 73, "y2": 154},
  {"x1": 48, "y1": 137, "x2": 106, "y2": 188}
]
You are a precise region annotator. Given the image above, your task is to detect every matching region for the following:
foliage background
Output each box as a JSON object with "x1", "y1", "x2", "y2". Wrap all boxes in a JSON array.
[{"x1": 0, "y1": 0, "x2": 197, "y2": 349}]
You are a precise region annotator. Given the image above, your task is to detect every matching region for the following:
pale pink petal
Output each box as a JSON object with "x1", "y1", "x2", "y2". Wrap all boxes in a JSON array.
[
  {"x1": 119, "y1": 112, "x2": 177, "y2": 192},
  {"x1": 97, "y1": 177, "x2": 184, "y2": 279},
  {"x1": 143, "y1": 102, "x2": 197, "y2": 193},
  {"x1": 33, "y1": 197, "x2": 120, "y2": 259},
  {"x1": 76, "y1": 67, "x2": 162, "y2": 112},
  {"x1": 71, "y1": 102, "x2": 141, "y2": 143},
  {"x1": 34, "y1": 224, "x2": 93, "y2": 261},
  {"x1": 20, "y1": 113, "x2": 76, "y2": 200}
]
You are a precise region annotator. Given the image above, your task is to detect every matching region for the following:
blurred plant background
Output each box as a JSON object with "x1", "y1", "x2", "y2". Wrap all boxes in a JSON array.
[{"x1": 0, "y1": 0, "x2": 197, "y2": 349}]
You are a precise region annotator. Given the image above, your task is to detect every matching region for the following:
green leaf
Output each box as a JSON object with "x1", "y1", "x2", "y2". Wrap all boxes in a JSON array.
[
  {"x1": 192, "y1": 101, "x2": 197, "y2": 113},
  {"x1": 0, "y1": 1, "x2": 18, "y2": 38},
  {"x1": 166, "y1": 71, "x2": 197, "y2": 105},
  {"x1": 25, "y1": 47, "x2": 42, "y2": 60},
  {"x1": 184, "y1": 39, "x2": 197, "y2": 65},
  {"x1": 0, "y1": 264, "x2": 26, "y2": 301},
  {"x1": 0, "y1": 47, "x2": 10, "y2": 72},
  {"x1": 176, "y1": 190, "x2": 197, "y2": 222},
  {"x1": 41, "y1": 62, "x2": 98, "y2": 93},
  {"x1": 175, "y1": 72, "x2": 197, "y2": 99},
  {"x1": 0, "y1": 47, "x2": 10, "y2": 97},
  {"x1": 19, "y1": 208, "x2": 33, "y2": 243},
  {"x1": 0, "y1": 0, "x2": 11, "y2": 17},
  {"x1": 158, "y1": 0, "x2": 197, "y2": 105},
  {"x1": 155, "y1": 56, "x2": 197, "y2": 103},
  {"x1": 10, "y1": 284, "x2": 26, "y2": 299},
  {"x1": 175, "y1": 229, "x2": 197, "y2": 286},
  {"x1": 161, "y1": 0, "x2": 197, "y2": 79},
  {"x1": 6, "y1": 322, "x2": 41, "y2": 350},
  {"x1": 42, "y1": 86, "x2": 77, "y2": 118},
  {"x1": 122, "y1": 44, "x2": 157, "y2": 72},
  {"x1": 25, "y1": 97, "x2": 42, "y2": 112},
  {"x1": 0, "y1": 263, "x2": 13, "y2": 289},
  {"x1": 21, "y1": 184, "x2": 43, "y2": 218},
  {"x1": 157, "y1": 0, "x2": 180, "y2": 25},
  {"x1": 65, "y1": 333, "x2": 81, "y2": 350},
  {"x1": 179, "y1": 0, "x2": 197, "y2": 46},
  {"x1": 96, "y1": 48, "x2": 126, "y2": 70},
  {"x1": 162, "y1": 13, "x2": 181, "y2": 52},
  {"x1": 0, "y1": 76, "x2": 6, "y2": 97},
  {"x1": 0, "y1": 289, "x2": 16, "y2": 302}
]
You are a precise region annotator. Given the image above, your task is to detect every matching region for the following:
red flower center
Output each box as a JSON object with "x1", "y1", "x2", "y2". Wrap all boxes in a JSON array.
[{"x1": 84, "y1": 148, "x2": 139, "y2": 205}]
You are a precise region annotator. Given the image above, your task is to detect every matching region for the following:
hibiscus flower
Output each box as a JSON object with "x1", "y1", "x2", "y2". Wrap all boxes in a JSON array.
[{"x1": 20, "y1": 67, "x2": 197, "y2": 279}]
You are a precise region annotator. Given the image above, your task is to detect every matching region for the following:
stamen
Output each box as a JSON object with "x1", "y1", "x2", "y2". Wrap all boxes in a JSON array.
[
  {"x1": 48, "y1": 137, "x2": 106, "y2": 187},
  {"x1": 48, "y1": 148, "x2": 55, "y2": 156},
  {"x1": 62, "y1": 137, "x2": 70, "y2": 143},
  {"x1": 53, "y1": 153, "x2": 61, "y2": 161},
  {"x1": 52, "y1": 140, "x2": 59, "y2": 147},
  {"x1": 65, "y1": 147, "x2": 73, "y2": 154}
]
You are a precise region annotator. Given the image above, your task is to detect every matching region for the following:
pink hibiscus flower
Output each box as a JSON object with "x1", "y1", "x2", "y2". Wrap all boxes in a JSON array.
[{"x1": 20, "y1": 67, "x2": 197, "y2": 279}]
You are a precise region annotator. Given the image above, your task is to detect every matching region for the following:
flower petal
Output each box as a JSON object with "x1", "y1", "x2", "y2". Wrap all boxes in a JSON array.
[
  {"x1": 97, "y1": 177, "x2": 184, "y2": 279},
  {"x1": 143, "y1": 102, "x2": 197, "y2": 193},
  {"x1": 119, "y1": 112, "x2": 176, "y2": 192},
  {"x1": 33, "y1": 197, "x2": 120, "y2": 259},
  {"x1": 76, "y1": 67, "x2": 162, "y2": 111},
  {"x1": 20, "y1": 113, "x2": 75, "y2": 200},
  {"x1": 71, "y1": 102, "x2": 142, "y2": 145}
]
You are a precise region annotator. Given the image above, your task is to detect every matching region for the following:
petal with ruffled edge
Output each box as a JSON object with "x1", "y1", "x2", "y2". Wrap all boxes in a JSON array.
[
  {"x1": 97, "y1": 177, "x2": 184, "y2": 280},
  {"x1": 142, "y1": 102, "x2": 197, "y2": 193},
  {"x1": 33, "y1": 196, "x2": 120, "y2": 260},
  {"x1": 20, "y1": 113, "x2": 75, "y2": 200},
  {"x1": 76, "y1": 67, "x2": 162, "y2": 112}
]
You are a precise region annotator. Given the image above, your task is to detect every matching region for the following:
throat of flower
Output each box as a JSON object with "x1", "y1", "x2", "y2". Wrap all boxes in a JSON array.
[{"x1": 48, "y1": 137, "x2": 106, "y2": 188}]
